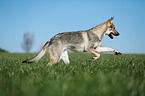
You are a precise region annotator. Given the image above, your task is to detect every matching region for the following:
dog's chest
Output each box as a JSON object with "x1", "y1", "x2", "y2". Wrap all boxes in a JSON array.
[{"x1": 94, "y1": 42, "x2": 101, "y2": 48}]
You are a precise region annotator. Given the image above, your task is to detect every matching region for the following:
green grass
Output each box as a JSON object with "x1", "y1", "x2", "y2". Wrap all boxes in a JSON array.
[{"x1": 0, "y1": 52, "x2": 145, "y2": 96}]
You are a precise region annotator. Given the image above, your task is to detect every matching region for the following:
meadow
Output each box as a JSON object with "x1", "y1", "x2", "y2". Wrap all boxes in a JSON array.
[{"x1": 0, "y1": 52, "x2": 145, "y2": 96}]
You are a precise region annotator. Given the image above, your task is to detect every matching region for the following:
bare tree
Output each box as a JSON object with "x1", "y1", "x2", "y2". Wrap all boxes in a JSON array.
[{"x1": 22, "y1": 32, "x2": 34, "y2": 53}]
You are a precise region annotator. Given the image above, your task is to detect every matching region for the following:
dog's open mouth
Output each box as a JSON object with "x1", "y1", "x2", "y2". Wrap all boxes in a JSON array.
[
  {"x1": 108, "y1": 33, "x2": 114, "y2": 39},
  {"x1": 108, "y1": 32, "x2": 119, "y2": 39}
]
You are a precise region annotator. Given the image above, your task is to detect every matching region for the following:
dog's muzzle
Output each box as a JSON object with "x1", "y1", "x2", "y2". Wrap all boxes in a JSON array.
[{"x1": 108, "y1": 32, "x2": 119, "y2": 39}]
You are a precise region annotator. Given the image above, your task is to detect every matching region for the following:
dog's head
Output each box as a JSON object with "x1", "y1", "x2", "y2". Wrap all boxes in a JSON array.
[{"x1": 105, "y1": 17, "x2": 120, "y2": 39}]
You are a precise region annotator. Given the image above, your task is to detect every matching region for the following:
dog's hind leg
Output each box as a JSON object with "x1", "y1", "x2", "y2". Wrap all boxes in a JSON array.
[
  {"x1": 46, "y1": 47, "x2": 63, "y2": 66},
  {"x1": 47, "y1": 54, "x2": 61, "y2": 66},
  {"x1": 47, "y1": 57, "x2": 55, "y2": 66},
  {"x1": 59, "y1": 50, "x2": 70, "y2": 64}
]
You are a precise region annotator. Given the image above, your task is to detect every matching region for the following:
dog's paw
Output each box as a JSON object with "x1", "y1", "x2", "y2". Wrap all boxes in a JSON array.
[
  {"x1": 89, "y1": 57, "x2": 98, "y2": 61},
  {"x1": 114, "y1": 51, "x2": 122, "y2": 55}
]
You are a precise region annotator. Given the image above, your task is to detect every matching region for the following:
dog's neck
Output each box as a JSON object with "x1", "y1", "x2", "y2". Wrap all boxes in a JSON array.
[{"x1": 88, "y1": 22, "x2": 108, "y2": 40}]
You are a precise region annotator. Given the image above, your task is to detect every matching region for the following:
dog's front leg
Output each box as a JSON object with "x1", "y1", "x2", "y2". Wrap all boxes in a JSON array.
[
  {"x1": 85, "y1": 49, "x2": 100, "y2": 61},
  {"x1": 95, "y1": 47, "x2": 122, "y2": 55}
]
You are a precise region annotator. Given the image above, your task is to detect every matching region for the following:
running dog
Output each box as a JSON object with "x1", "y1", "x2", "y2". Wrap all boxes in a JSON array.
[{"x1": 22, "y1": 17, "x2": 121, "y2": 66}]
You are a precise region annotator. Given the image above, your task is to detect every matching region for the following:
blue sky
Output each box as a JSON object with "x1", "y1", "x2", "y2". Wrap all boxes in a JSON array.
[{"x1": 0, "y1": 0, "x2": 145, "y2": 53}]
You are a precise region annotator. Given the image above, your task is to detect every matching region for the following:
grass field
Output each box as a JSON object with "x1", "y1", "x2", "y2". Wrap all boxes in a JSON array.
[{"x1": 0, "y1": 52, "x2": 145, "y2": 96}]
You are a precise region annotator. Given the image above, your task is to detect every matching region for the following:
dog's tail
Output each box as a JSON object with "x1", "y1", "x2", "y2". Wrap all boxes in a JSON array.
[{"x1": 22, "y1": 40, "x2": 50, "y2": 63}]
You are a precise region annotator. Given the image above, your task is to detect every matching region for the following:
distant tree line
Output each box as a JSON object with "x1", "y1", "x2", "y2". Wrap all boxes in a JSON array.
[{"x1": 0, "y1": 48, "x2": 8, "y2": 52}]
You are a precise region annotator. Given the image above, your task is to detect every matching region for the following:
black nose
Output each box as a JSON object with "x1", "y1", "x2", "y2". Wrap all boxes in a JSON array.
[{"x1": 114, "y1": 32, "x2": 119, "y2": 36}]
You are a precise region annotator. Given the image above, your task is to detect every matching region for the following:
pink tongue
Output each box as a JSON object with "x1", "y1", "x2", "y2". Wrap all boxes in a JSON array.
[{"x1": 111, "y1": 34, "x2": 113, "y2": 37}]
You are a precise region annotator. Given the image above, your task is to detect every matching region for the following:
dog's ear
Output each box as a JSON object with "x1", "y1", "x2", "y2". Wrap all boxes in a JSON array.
[{"x1": 107, "y1": 17, "x2": 114, "y2": 26}]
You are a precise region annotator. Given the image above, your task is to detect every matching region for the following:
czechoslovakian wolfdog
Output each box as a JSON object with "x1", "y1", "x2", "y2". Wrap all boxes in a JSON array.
[{"x1": 22, "y1": 17, "x2": 121, "y2": 66}]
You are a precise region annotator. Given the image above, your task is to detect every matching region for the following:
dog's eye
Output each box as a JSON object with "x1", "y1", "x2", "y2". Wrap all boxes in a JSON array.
[{"x1": 110, "y1": 25, "x2": 113, "y2": 28}]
